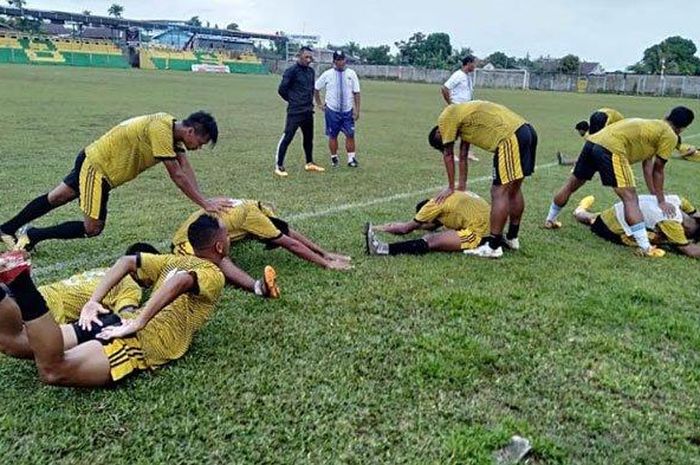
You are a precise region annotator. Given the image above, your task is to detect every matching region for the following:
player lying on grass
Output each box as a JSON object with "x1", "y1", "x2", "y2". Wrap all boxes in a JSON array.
[
  {"x1": 558, "y1": 108, "x2": 625, "y2": 166},
  {"x1": 0, "y1": 112, "x2": 234, "y2": 252},
  {"x1": 572, "y1": 195, "x2": 700, "y2": 258},
  {"x1": 364, "y1": 191, "x2": 497, "y2": 256},
  {"x1": 0, "y1": 214, "x2": 237, "y2": 387},
  {"x1": 172, "y1": 199, "x2": 352, "y2": 271},
  {"x1": 429, "y1": 101, "x2": 538, "y2": 258},
  {"x1": 0, "y1": 244, "x2": 151, "y2": 359},
  {"x1": 545, "y1": 106, "x2": 694, "y2": 257}
]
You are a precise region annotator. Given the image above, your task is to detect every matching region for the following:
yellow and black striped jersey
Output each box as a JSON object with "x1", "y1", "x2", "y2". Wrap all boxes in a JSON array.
[
  {"x1": 39, "y1": 269, "x2": 142, "y2": 324},
  {"x1": 85, "y1": 113, "x2": 185, "y2": 187},
  {"x1": 135, "y1": 253, "x2": 225, "y2": 367},
  {"x1": 588, "y1": 118, "x2": 678, "y2": 163},
  {"x1": 438, "y1": 101, "x2": 527, "y2": 152},
  {"x1": 598, "y1": 108, "x2": 624, "y2": 126},
  {"x1": 414, "y1": 191, "x2": 490, "y2": 236}
]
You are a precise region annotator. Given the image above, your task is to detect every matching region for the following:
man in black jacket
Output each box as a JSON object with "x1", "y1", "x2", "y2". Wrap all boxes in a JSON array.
[{"x1": 275, "y1": 46, "x2": 325, "y2": 177}]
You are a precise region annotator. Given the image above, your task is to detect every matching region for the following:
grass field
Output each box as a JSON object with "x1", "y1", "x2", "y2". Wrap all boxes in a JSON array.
[{"x1": 0, "y1": 64, "x2": 699, "y2": 464}]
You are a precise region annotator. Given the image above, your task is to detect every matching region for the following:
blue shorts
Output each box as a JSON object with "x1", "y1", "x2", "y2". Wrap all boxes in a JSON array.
[{"x1": 324, "y1": 109, "x2": 355, "y2": 138}]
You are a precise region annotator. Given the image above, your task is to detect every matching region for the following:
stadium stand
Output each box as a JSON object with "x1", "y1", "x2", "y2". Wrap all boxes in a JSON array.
[{"x1": 0, "y1": 33, "x2": 129, "y2": 68}]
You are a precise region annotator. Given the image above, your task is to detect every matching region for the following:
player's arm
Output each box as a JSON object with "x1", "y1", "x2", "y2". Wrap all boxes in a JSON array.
[
  {"x1": 651, "y1": 157, "x2": 675, "y2": 216},
  {"x1": 162, "y1": 157, "x2": 232, "y2": 213},
  {"x1": 435, "y1": 142, "x2": 456, "y2": 203},
  {"x1": 440, "y1": 86, "x2": 452, "y2": 105},
  {"x1": 313, "y1": 89, "x2": 324, "y2": 110},
  {"x1": 278, "y1": 67, "x2": 294, "y2": 101},
  {"x1": 175, "y1": 152, "x2": 200, "y2": 192},
  {"x1": 218, "y1": 257, "x2": 256, "y2": 292},
  {"x1": 353, "y1": 92, "x2": 361, "y2": 121},
  {"x1": 375, "y1": 220, "x2": 422, "y2": 235},
  {"x1": 80, "y1": 256, "x2": 137, "y2": 330},
  {"x1": 98, "y1": 271, "x2": 196, "y2": 340},
  {"x1": 675, "y1": 243, "x2": 700, "y2": 258},
  {"x1": 270, "y1": 235, "x2": 348, "y2": 270},
  {"x1": 457, "y1": 141, "x2": 468, "y2": 191},
  {"x1": 642, "y1": 158, "x2": 656, "y2": 195}
]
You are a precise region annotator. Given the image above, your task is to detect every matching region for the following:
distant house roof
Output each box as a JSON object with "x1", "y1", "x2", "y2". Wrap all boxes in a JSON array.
[
  {"x1": 41, "y1": 23, "x2": 71, "y2": 35},
  {"x1": 579, "y1": 61, "x2": 604, "y2": 75},
  {"x1": 80, "y1": 26, "x2": 116, "y2": 39}
]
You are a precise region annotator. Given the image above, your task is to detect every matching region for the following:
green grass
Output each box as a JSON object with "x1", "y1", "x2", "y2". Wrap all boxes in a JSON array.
[{"x1": 1, "y1": 64, "x2": 700, "y2": 464}]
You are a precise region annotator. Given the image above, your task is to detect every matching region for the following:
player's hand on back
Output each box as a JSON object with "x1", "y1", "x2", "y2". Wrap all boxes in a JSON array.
[
  {"x1": 434, "y1": 187, "x2": 454, "y2": 204},
  {"x1": 659, "y1": 201, "x2": 676, "y2": 218},
  {"x1": 204, "y1": 197, "x2": 235, "y2": 213},
  {"x1": 79, "y1": 301, "x2": 109, "y2": 331}
]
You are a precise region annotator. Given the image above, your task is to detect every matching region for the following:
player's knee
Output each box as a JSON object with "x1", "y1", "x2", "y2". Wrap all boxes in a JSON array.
[
  {"x1": 84, "y1": 221, "x2": 104, "y2": 237},
  {"x1": 37, "y1": 363, "x2": 68, "y2": 385},
  {"x1": 0, "y1": 336, "x2": 22, "y2": 358}
]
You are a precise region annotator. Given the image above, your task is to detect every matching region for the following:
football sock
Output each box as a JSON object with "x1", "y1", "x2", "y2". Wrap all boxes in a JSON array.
[
  {"x1": 9, "y1": 271, "x2": 49, "y2": 322},
  {"x1": 488, "y1": 234, "x2": 504, "y2": 250},
  {"x1": 546, "y1": 202, "x2": 562, "y2": 223},
  {"x1": 28, "y1": 221, "x2": 87, "y2": 244},
  {"x1": 506, "y1": 223, "x2": 520, "y2": 240},
  {"x1": 1, "y1": 194, "x2": 53, "y2": 236},
  {"x1": 388, "y1": 239, "x2": 429, "y2": 255},
  {"x1": 630, "y1": 222, "x2": 651, "y2": 251},
  {"x1": 0, "y1": 285, "x2": 6, "y2": 301}
]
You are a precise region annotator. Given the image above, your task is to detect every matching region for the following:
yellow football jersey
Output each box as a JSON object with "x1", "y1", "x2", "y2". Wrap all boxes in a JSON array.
[
  {"x1": 172, "y1": 200, "x2": 282, "y2": 253},
  {"x1": 599, "y1": 108, "x2": 624, "y2": 126},
  {"x1": 135, "y1": 253, "x2": 225, "y2": 367},
  {"x1": 588, "y1": 118, "x2": 678, "y2": 164},
  {"x1": 438, "y1": 101, "x2": 527, "y2": 152},
  {"x1": 414, "y1": 191, "x2": 490, "y2": 236},
  {"x1": 85, "y1": 113, "x2": 185, "y2": 188},
  {"x1": 39, "y1": 269, "x2": 142, "y2": 324}
]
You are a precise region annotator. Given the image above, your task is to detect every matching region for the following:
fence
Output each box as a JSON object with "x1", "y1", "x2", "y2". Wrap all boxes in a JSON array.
[{"x1": 265, "y1": 59, "x2": 700, "y2": 98}]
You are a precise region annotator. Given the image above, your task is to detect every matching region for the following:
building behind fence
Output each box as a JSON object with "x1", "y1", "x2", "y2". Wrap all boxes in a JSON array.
[{"x1": 265, "y1": 59, "x2": 700, "y2": 98}]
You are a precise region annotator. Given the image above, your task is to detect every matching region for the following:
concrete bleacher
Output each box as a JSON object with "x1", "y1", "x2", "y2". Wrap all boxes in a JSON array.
[
  {"x1": 145, "y1": 47, "x2": 266, "y2": 74},
  {"x1": 0, "y1": 33, "x2": 128, "y2": 68}
]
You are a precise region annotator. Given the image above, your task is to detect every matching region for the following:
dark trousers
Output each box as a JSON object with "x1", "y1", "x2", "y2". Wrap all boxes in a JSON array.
[{"x1": 276, "y1": 111, "x2": 314, "y2": 167}]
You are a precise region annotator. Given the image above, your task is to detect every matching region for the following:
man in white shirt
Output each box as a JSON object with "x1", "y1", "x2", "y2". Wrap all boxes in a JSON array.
[
  {"x1": 441, "y1": 55, "x2": 479, "y2": 161},
  {"x1": 314, "y1": 51, "x2": 362, "y2": 168}
]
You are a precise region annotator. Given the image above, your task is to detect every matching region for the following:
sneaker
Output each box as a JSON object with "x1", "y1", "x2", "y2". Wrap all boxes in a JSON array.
[
  {"x1": 636, "y1": 246, "x2": 666, "y2": 258},
  {"x1": 263, "y1": 265, "x2": 280, "y2": 299},
  {"x1": 304, "y1": 162, "x2": 325, "y2": 173},
  {"x1": 13, "y1": 226, "x2": 35, "y2": 252},
  {"x1": 543, "y1": 220, "x2": 562, "y2": 230},
  {"x1": 364, "y1": 222, "x2": 388, "y2": 255},
  {"x1": 348, "y1": 158, "x2": 358, "y2": 168},
  {"x1": 576, "y1": 195, "x2": 595, "y2": 212},
  {"x1": 0, "y1": 229, "x2": 16, "y2": 250},
  {"x1": 556, "y1": 151, "x2": 564, "y2": 165},
  {"x1": 274, "y1": 166, "x2": 289, "y2": 177},
  {"x1": 463, "y1": 244, "x2": 503, "y2": 258},
  {"x1": 467, "y1": 152, "x2": 479, "y2": 162},
  {"x1": 0, "y1": 250, "x2": 31, "y2": 284},
  {"x1": 504, "y1": 237, "x2": 520, "y2": 250},
  {"x1": 330, "y1": 156, "x2": 340, "y2": 168}
]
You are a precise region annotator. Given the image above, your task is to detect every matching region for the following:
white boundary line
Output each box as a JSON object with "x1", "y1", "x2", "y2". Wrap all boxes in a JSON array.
[{"x1": 32, "y1": 161, "x2": 560, "y2": 278}]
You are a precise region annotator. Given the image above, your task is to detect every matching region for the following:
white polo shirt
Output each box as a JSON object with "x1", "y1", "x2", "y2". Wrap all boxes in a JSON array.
[
  {"x1": 443, "y1": 69, "x2": 474, "y2": 103},
  {"x1": 315, "y1": 67, "x2": 361, "y2": 113}
]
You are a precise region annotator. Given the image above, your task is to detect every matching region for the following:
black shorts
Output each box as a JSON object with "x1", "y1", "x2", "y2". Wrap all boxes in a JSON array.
[
  {"x1": 588, "y1": 111, "x2": 609, "y2": 135},
  {"x1": 572, "y1": 142, "x2": 635, "y2": 188},
  {"x1": 492, "y1": 123, "x2": 537, "y2": 186},
  {"x1": 63, "y1": 150, "x2": 111, "y2": 221},
  {"x1": 590, "y1": 215, "x2": 623, "y2": 245},
  {"x1": 284, "y1": 111, "x2": 314, "y2": 134}
]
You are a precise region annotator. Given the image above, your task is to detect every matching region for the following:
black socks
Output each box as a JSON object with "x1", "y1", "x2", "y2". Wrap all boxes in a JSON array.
[
  {"x1": 388, "y1": 239, "x2": 430, "y2": 255},
  {"x1": 1, "y1": 194, "x2": 53, "y2": 236},
  {"x1": 8, "y1": 271, "x2": 49, "y2": 322}
]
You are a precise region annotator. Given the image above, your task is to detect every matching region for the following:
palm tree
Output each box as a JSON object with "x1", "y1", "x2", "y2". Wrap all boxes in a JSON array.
[
  {"x1": 82, "y1": 10, "x2": 91, "y2": 16},
  {"x1": 107, "y1": 4, "x2": 124, "y2": 18},
  {"x1": 7, "y1": 0, "x2": 26, "y2": 13}
]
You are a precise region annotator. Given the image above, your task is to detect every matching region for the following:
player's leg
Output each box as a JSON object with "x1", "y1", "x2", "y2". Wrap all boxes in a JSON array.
[
  {"x1": 343, "y1": 112, "x2": 358, "y2": 167},
  {"x1": 0, "y1": 288, "x2": 33, "y2": 358},
  {"x1": 325, "y1": 109, "x2": 340, "y2": 167},
  {"x1": 546, "y1": 142, "x2": 596, "y2": 228},
  {"x1": 0, "y1": 152, "x2": 87, "y2": 247},
  {"x1": 329, "y1": 136, "x2": 339, "y2": 167},
  {"x1": 287, "y1": 227, "x2": 350, "y2": 262},
  {"x1": 218, "y1": 257, "x2": 279, "y2": 298},
  {"x1": 302, "y1": 113, "x2": 323, "y2": 171},
  {"x1": 3, "y1": 268, "x2": 111, "y2": 386},
  {"x1": 275, "y1": 115, "x2": 301, "y2": 175},
  {"x1": 504, "y1": 179, "x2": 525, "y2": 249}
]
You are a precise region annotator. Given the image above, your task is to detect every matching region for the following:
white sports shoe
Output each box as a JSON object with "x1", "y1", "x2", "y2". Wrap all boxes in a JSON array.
[
  {"x1": 504, "y1": 237, "x2": 520, "y2": 250},
  {"x1": 364, "y1": 222, "x2": 388, "y2": 255},
  {"x1": 463, "y1": 244, "x2": 503, "y2": 258}
]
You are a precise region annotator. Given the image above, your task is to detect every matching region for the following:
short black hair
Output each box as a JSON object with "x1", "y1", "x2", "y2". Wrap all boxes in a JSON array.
[
  {"x1": 125, "y1": 242, "x2": 160, "y2": 256},
  {"x1": 575, "y1": 121, "x2": 589, "y2": 132},
  {"x1": 462, "y1": 55, "x2": 476, "y2": 66},
  {"x1": 187, "y1": 214, "x2": 222, "y2": 251},
  {"x1": 415, "y1": 199, "x2": 429, "y2": 212},
  {"x1": 667, "y1": 106, "x2": 694, "y2": 129},
  {"x1": 183, "y1": 111, "x2": 218, "y2": 147},
  {"x1": 299, "y1": 46, "x2": 313, "y2": 54},
  {"x1": 428, "y1": 125, "x2": 444, "y2": 151}
]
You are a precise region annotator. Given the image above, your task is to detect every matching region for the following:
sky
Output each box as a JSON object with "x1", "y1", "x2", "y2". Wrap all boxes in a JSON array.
[{"x1": 23, "y1": 0, "x2": 700, "y2": 71}]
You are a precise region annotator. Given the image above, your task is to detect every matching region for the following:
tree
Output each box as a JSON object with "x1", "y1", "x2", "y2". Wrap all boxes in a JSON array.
[
  {"x1": 359, "y1": 45, "x2": 392, "y2": 65},
  {"x1": 226, "y1": 22, "x2": 239, "y2": 31},
  {"x1": 395, "y1": 32, "x2": 453, "y2": 68},
  {"x1": 107, "y1": 4, "x2": 124, "y2": 18},
  {"x1": 186, "y1": 16, "x2": 202, "y2": 27},
  {"x1": 7, "y1": 0, "x2": 26, "y2": 10},
  {"x1": 82, "y1": 10, "x2": 91, "y2": 16},
  {"x1": 485, "y1": 51, "x2": 518, "y2": 69},
  {"x1": 558, "y1": 54, "x2": 580, "y2": 74},
  {"x1": 629, "y1": 36, "x2": 700, "y2": 75}
]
